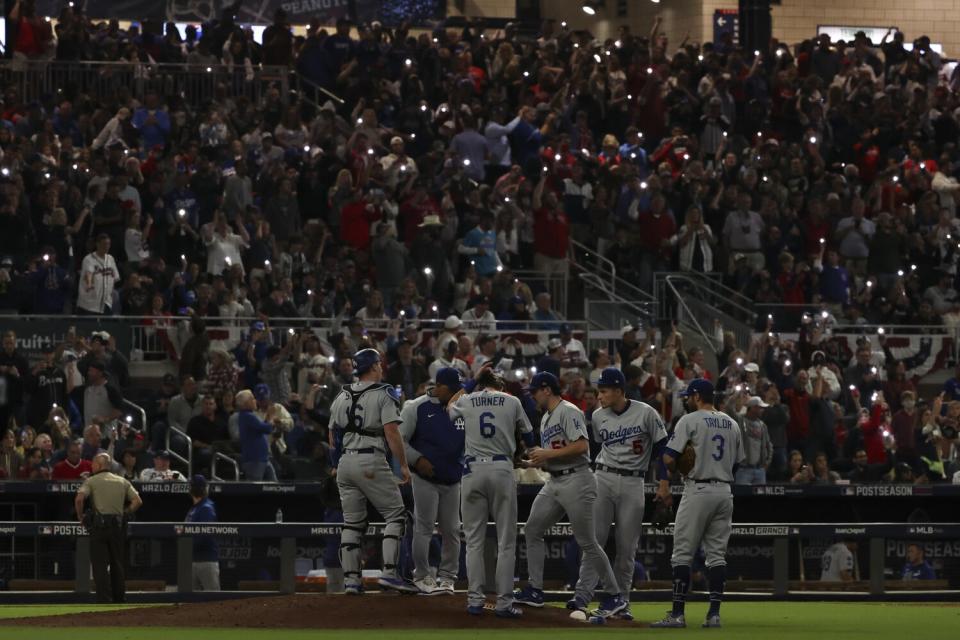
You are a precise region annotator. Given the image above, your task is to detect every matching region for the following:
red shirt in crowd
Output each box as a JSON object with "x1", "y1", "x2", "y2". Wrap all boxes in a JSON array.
[
  {"x1": 533, "y1": 207, "x2": 569, "y2": 258},
  {"x1": 340, "y1": 199, "x2": 381, "y2": 251},
  {"x1": 637, "y1": 210, "x2": 676, "y2": 259},
  {"x1": 782, "y1": 388, "x2": 810, "y2": 443},
  {"x1": 399, "y1": 195, "x2": 441, "y2": 245},
  {"x1": 51, "y1": 458, "x2": 92, "y2": 480}
]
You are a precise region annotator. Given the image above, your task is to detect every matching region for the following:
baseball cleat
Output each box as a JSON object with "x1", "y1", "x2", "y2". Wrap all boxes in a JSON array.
[
  {"x1": 592, "y1": 594, "x2": 629, "y2": 618},
  {"x1": 650, "y1": 612, "x2": 687, "y2": 628},
  {"x1": 702, "y1": 614, "x2": 721, "y2": 628},
  {"x1": 377, "y1": 576, "x2": 419, "y2": 594},
  {"x1": 615, "y1": 607, "x2": 634, "y2": 621},
  {"x1": 436, "y1": 578, "x2": 456, "y2": 594},
  {"x1": 588, "y1": 615, "x2": 606, "y2": 625},
  {"x1": 344, "y1": 584, "x2": 363, "y2": 596},
  {"x1": 566, "y1": 597, "x2": 587, "y2": 612},
  {"x1": 466, "y1": 605, "x2": 485, "y2": 616},
  {"x1": 414, "y1": 577, "x2": 442, "y2": 595},
  {"x1": 513, "y1": 585, "x2": 545, "y2": 607},
  {"x1": 495, "y1": 606, "x2": 524, "y2": 619}
]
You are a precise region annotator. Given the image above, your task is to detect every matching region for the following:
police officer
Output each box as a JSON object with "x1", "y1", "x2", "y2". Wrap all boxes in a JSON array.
[{"x1": 74, "y1": 452, "x2": 143, "y2": 603}]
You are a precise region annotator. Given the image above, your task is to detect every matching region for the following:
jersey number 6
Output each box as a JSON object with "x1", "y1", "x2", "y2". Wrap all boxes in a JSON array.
[
  {"x1": 479, "y1": 412, "x2": 496, "y2": 438},
  {"x1": 711, "y1": 434, "x2": 725, "y2": 461}
]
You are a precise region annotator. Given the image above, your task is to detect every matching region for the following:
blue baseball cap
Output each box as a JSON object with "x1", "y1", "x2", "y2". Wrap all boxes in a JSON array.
[
  {"x1": 353, "y1": 348, "x2": 381, "y2": 374},
  {"x1": 679, "y1": 378, "x2": 714, "y2": 399},
  {"x1": 253, "y1": 383, "x2": 271, "y2": 401},
  {"x1": 527, "y1": 371, "x2": 561, "y2": 394},
  {"x1": 596, "y1": 367, "x2": 626, "y2": 388},
  {"x1": 435, "y1": 367, "x2": 463, "y2": 391},
  {"x1": 250, "y1": 320, "x2": 266, "y2": 331}
]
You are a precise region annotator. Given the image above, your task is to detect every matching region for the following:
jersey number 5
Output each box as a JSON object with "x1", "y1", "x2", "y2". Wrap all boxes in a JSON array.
[
  {"x1": 711, "y1": 434, "x2": 725, "y2": 461},
  {"x1": 479, "y1": 412, "x2": 496, "y2": 438}
]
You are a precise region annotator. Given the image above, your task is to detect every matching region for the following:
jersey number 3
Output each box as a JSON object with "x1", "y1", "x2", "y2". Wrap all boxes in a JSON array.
[
  {"x1": 479, "y1": 412, "x2": 496, "y2": 438},
  {"x1": 711, "y1": 434, "x2": 725, "y2": 461}
]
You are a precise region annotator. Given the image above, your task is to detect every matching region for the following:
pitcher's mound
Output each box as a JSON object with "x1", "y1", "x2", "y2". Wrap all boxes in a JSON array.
[{"x1": 1, "y1": 594, "x2": 639, "y2": 629}]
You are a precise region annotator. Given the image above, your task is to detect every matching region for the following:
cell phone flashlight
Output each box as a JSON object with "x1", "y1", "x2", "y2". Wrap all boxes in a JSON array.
[
  {"x1": 288, "y1": 328, "x2": 295, "y2": 336},
  {"x1": 178, "y1": 208, "x2": 186, "y2": 218}
]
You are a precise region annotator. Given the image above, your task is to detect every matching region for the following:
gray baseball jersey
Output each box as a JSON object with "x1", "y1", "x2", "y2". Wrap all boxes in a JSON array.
[
  {"x1": 593, "y1": 400, "x2": 668, "y2": 471},
  {"x1": 330, "y1": 382, "x2": 402, "y2": 452},
  {"x1": 451, "y1": 389, "x2": 532, "y2": 458},
  {"x1": 668, "y1": 409, "x2": 745, "y2": 481},
  {"x1": 539, "y1": 400, "x2": 590, "y2": 472},
  {"x1": 398, "y1": 393, "x2": 433, "y2": 463}
]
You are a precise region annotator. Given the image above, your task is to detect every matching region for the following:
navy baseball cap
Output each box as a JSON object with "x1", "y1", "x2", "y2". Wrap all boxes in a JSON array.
[
  {"x1": 596, "y1": 367, "x2": 626, "y2": 388},
  {"x1": 527, "y1": 371, "x2": 561, "y2": 394},
  {"x1": 353, "y1": 348, "x2": 381, "y2": 374},
  {"x1": 560, "y1": 323, "x2": 572, "y2": 334},
  {"x1": 253, "y1": 383, "x2": 271, "y2": 401},
  {"x1": 191, "y1": 474, "x2": 208, "y2": 488},
  {"x1": 435, "y1": 367, "x2": 463, "y2": 392},
  {"x1": 155, "y1": 450, "x2": 172, "y2": 460},
  {"x1": 250, "y1": 320, "x2": 266, "y2": 331},
  {"x1": 679, "y1": 378, "x2": 715, "y2": 399}
]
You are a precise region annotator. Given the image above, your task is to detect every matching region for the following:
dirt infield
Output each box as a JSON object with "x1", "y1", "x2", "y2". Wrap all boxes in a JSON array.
[{"x1": 0, "y1": 594, "x2": 639, "y2": 629}]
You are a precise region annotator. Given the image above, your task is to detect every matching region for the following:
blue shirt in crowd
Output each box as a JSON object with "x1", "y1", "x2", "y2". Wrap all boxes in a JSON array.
[{"x1": 238, "y1": 410, "x2": 272, "y2": 463}]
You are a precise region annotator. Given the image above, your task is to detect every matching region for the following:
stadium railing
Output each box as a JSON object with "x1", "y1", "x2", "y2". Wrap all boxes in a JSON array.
[
  {"x1": 3, "y1": 520, "x2": 956, "y2": 597},
  {"x1": 0, "y1": 60, "x2": 291, "y2": 108}
]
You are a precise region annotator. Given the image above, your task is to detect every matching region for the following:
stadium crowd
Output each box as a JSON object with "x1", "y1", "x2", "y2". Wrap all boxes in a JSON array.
[{"x1": 0, "y1": 5, "x2": 959, "y2": 485}]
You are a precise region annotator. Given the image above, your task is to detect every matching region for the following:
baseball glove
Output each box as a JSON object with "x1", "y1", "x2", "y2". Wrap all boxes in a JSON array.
[
  {"x1": 651, "y1": 500, "x2": 673, "y2": 529},
  {"x1": 676, "y1": 444, "x2": 696, "y2": 476}
]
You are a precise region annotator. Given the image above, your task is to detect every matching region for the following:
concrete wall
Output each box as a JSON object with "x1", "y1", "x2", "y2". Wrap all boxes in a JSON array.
[{"x1": 771, "y1": 0, "x2": 959, "y2": 56}]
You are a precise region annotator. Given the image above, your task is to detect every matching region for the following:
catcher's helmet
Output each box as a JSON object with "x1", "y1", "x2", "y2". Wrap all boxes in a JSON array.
[{"x1": 353, "y1": 348, "x2": 381, "y2": 375}]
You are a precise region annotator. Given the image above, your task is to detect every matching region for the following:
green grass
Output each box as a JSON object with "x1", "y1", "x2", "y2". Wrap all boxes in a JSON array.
[{"x1": 0, "y1": 602, "x2": 955, "y2": 640}]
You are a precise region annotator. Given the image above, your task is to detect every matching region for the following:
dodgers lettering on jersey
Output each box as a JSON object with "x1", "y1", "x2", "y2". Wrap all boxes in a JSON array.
[
  {"x1": 668, "y1": 409, "x2": 745, "y2": 482},
  {"x1": 539, "y1": 400, "x2": 590, "y2": 472},
  {"x1": 593, "y1": 400, "x2": 668, "y2": 472},
  {"x1": 450, "y1": 389, "x2": 532, "y2": 459},
  {"x1": 330, "y1": 382, "x2": 402, "y2": 452}
]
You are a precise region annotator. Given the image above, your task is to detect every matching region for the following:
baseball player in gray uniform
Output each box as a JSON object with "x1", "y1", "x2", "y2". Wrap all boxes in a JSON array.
[
  {"x1": 330, "y1": 348, "x2": 417, "y2": 595},
  {"x1": 570, "y1": 368, "x2": 668, "y2": 620},
  {"x1": 514, "y1": 372, "x2": 628, "y2": 620},
  {"x1": 448, "y1": 368, "x2": 533, "y2": 618},
  {"x1": 398, "y1": 368, "x2": 465, "y2": 595},
  {"x1": 652, "y1": 378, "x2": 745, "y2": 629}
]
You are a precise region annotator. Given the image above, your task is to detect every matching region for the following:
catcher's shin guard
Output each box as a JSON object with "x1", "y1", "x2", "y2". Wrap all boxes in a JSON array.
[
  {"x1": 381, "y1": 516, "x2": 406, "y2": 578},
  {"x1": 339, "y1": 520, "x2": 367, "y2": 586}
]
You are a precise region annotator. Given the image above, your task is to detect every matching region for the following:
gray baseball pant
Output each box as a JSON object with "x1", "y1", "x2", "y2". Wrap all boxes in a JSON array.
[
  {"x1": 337, "y1": 451, "x2": 406, "y2": 588},
  {"x1": 574, "y1": 471, "x2": 645, "y2": 603},
  {"x1": 524, "y1": 468, "x2": 621, "y2": 596},
  {"x1": 671, "y1": 480, "x2": 734, "y2": 568},
  {"x1": 411, "y1": 473, "x2": 461, "y2": 581},
  {"x1": 460, "y1": 459, "x2": 517, "y2": 611}
]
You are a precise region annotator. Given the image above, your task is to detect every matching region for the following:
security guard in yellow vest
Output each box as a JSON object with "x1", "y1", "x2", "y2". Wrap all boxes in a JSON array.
[{"x1": 74, "y1": 452, "x2": 143, "y2": 602}]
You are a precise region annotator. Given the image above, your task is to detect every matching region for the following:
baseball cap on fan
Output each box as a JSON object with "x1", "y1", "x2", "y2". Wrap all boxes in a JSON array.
[{"x1": 746, "y1": 396, "x2": 769, "y2": 408}]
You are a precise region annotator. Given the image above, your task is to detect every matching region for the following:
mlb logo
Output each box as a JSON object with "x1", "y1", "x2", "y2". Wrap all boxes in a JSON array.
[
  {"x1": 174, "y1": 525, "x2": 184, "y2": 535},
  {"x1": 40, "y1": 526, "x2": 52, "y2": 535}
]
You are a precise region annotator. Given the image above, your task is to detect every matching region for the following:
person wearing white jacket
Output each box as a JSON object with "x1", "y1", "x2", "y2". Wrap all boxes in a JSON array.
[
  {"x1": 670, "y1": 205, "x2": 716, "y2": 273},
  {"x1": 91, "y1": 108, "x2": 130, "y2": 151}
]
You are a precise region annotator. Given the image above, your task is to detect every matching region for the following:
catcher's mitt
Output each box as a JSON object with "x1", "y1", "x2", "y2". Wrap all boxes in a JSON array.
[
  {"x1": 676, "y1": 443, "x2": 696, "y2": 476},
  {"x1": 651, "y1": 500, "x2": 673, "y2": 529}
]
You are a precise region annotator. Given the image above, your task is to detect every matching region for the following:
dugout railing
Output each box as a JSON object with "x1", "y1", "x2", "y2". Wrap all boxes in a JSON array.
[{"x1": 1, "y1": 521, "x2": 956, "y2": 598}]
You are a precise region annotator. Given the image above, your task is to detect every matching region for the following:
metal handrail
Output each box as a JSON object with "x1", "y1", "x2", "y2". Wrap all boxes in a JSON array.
[
  {"x1": 165, "y1": 426, "x2": 193, "y2": 479},
  {"x1": 664, "y1": 274, "x2": 757, "y2": 322},
  {"x1": 662, "y1": 276, "x2": 717, "y2": 354},
  {"x1": 211, "y1": 452, "x2": 240, "y2": 482},
  {"x1": 291, "y1": 72, "x2": 345, "y2": 105},
  {"x1": 121, "y1": 399, "x2": 148, "y2": 440},
  {"x1": 570, "y1": 239, "x2": 617, "y2": 292}
]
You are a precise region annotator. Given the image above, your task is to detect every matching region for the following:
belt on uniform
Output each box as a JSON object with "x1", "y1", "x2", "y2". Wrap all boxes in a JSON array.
[
  {"x1": 548, "y1": 465, "x2": 588, "y2": 478},
  {"x1": 594, "y1": 463, "x2": 645, "y2": 478},
  {"x1": 344, "y1": 448, "x2": 380, "y2": 455},
  {"x1": 690, "y1": 478, "x2": 732, "y2": 484},
  {"x1": 464, "y1": 455, "x2": 509, "y2": 464},
  {"x1": 462, "y1": 454, "x2": 510, "y2": 476}
]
